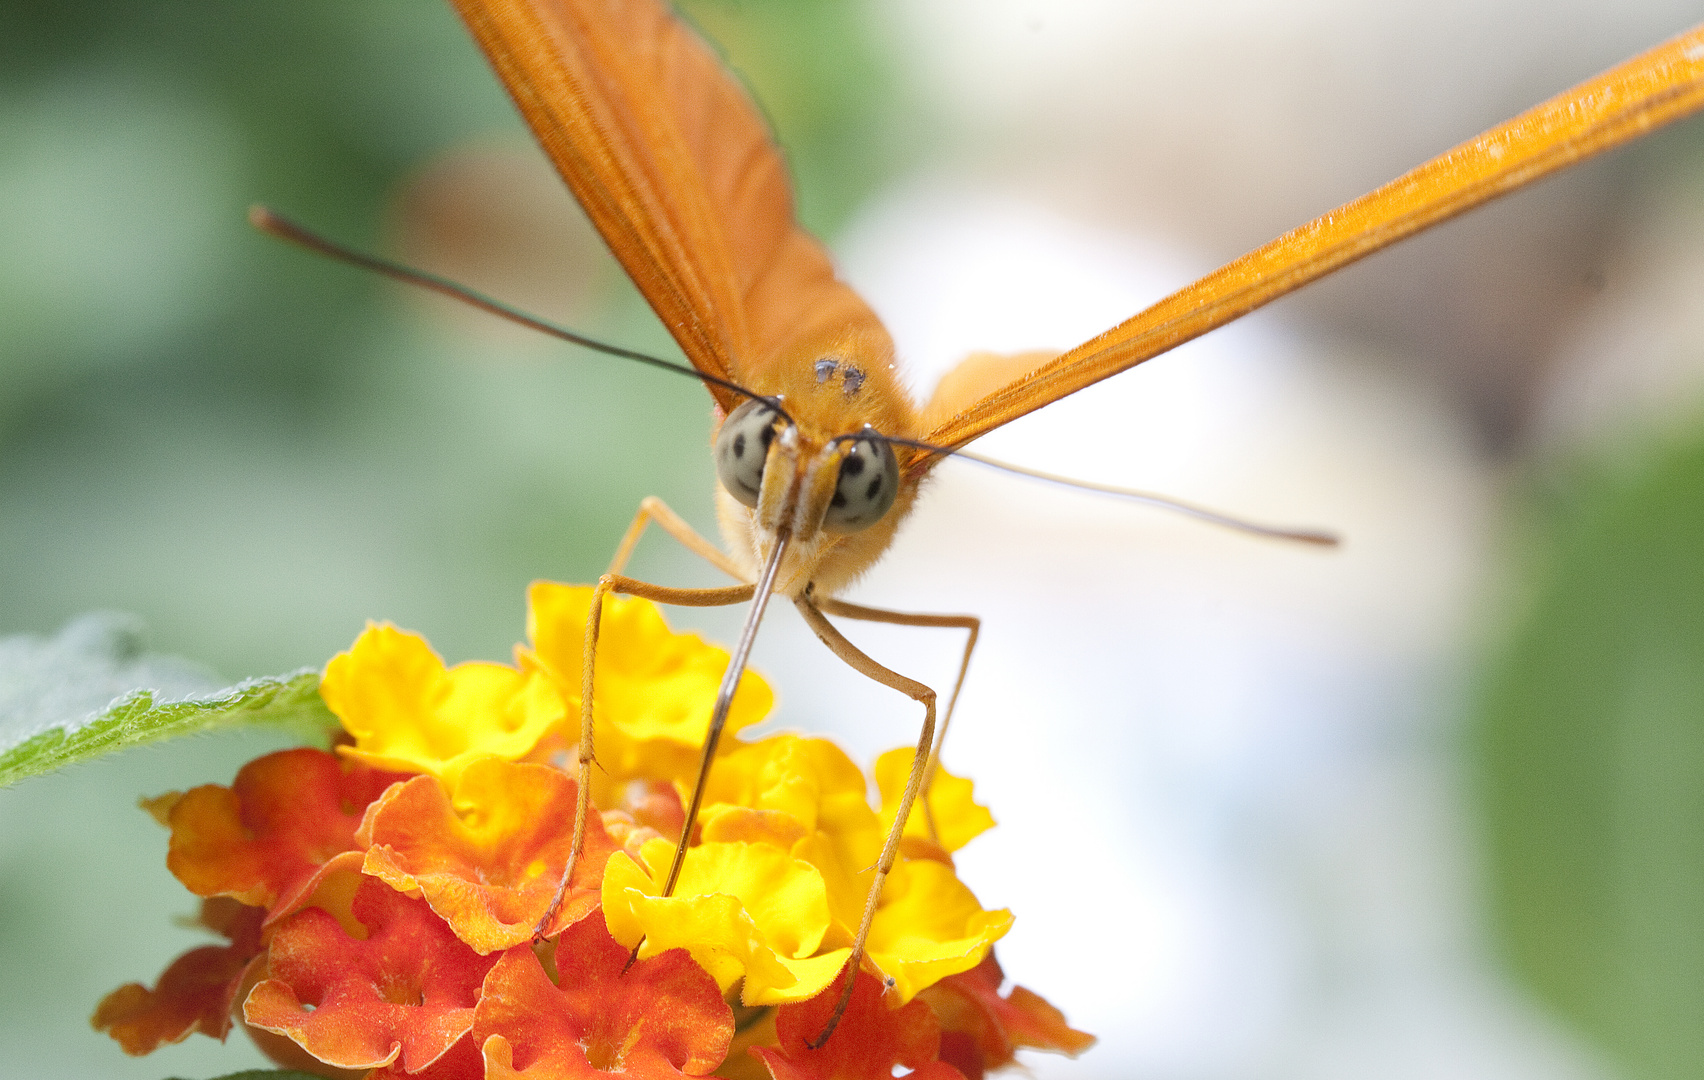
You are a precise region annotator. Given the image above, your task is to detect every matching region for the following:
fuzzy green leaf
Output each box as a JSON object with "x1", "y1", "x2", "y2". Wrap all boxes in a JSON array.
[{"x1": 0, "y1": 613, "x2": 334, "y2": 787}]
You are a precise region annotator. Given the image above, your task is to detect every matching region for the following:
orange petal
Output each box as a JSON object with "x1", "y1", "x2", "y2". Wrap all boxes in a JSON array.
[
  {"x1": 752, "y1": 969, "x2": 965, "y2": 1080},
  {"x1": 360, "y1": 759, "x2": 618, "y2": 952},
  {"x1": 264, "y1": 849, "x2": 367, "y2": 933},
  {"x1": 162, "y1": 748, "x2": 406, "y2": 912},
  {"x1": 92, "y1": 900, "x2": 265, "y2": 1055},
  {"x1": 920, "y1": 952, "x2": 1094, "y2": 1078},
  {"x1": 474, "y1": 913, "x2": 733, "y2": 1078},
  {"x1": 244, "y1": 877, "x2": 497, "y2": 1072},
  {"x1": 367, "y1": 1032, "x2": 486, "y2": 1080},
  {"x1": 699, "y1": 806, "x2": 809, "y2": 849}
]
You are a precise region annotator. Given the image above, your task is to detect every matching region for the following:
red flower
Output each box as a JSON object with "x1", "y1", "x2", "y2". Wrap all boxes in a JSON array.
[
  {"x1": 359, "y1": 759, "x2": 618, "y2": 952},
  {"x1": 474, "y1": 913, "x2": 734, "y2": 1078},
  {"x1": 159, "y1": 748, "x2": 406, "y2": 915},
  {"x1": 753, "y1": 970, "x2": 966, "y2": 1080},
  {"x1": 91, "y1": 898, "x2": 265, "y2": 1055},
  {"x1": 367, "y1": 1033, "x2": 486, "y2": 1080},
  {"x1": 244, "y1": 877, "x2": 497, "y2": 1072},
  {"x1": 922, "y1": 954, "x2": 1095, "y2": 1080},
  {"x1": 95, "y1": 585, "x2": 1093, "y2": 1078}
]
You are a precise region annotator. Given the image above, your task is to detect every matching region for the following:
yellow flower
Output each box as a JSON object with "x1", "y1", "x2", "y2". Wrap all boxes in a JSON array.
[
  {"x1": 697, "y1": 735, "x2": 885, "y2": 940},
  {"x1": 866, "y1": 857, "x2": 1013, "y2": 1003},
  {"x1": 322, "y1": 622, "x2": 562, "y2": 787},
  {"x1": 106, "y1": 580, "x2": 1092, "y2": 1078},
  {"x1": 875, "y1": 747, "x2": 996, "y2": 853},
  {"x1": 601, "y1": 837, "x2": 849, "y2": 1006},
  {"x1": 700, "y1": 735, "x2": 879, "y2": 840},
  {"x1": 602, "y1": 731, "x2": 1012, "y2": 1006},
  {"x1": 521, "y1": 582, "x2": 771, "y2": 788}
]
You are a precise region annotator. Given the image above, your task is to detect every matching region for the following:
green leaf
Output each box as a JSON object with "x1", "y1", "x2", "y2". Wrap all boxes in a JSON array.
[{"x1": 0, "y1": 613, "x2": 334, "y2": 787}]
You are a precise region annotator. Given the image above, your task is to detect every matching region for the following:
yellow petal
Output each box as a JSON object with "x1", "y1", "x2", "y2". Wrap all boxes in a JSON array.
[
  {"x1": 866, "y1": 858, "x2": 1013, "y2": 1003},
  {"x1": 790, "y1": 829, "x2": 871, "y2": 948},
  {"x1": 322, "y1": 623, "x2": 562, "y2": 787},
  {"x1": 599, "y1": 839, "x2": 845, "y2": 1005},
  {"x1": 875, "y1": 747, "x2": 995, "y2": 853},
  {"x1": 524, "y1": 582, "x2": 771, "y2": 783}
]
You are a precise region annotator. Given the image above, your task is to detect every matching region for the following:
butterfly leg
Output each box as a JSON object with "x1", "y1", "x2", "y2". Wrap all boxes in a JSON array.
[
  {"x1": 811, "y1": 597, "x2": 979, "y2": 844},
  {"x1": 535, "y1": 496, "x2": 754, "y2": 940},
  {"x1": 536, "y1": 572, "x2": 753, "y2": 938},
  {"x1": 606, "y1": 495, "x2": 746, "y2": 579},
  {"x1": 793, "y1": 596, "x2": 938, "y2": 1048}
]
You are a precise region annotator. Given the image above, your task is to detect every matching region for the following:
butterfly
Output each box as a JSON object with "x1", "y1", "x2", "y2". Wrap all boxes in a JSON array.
[{"x1": 260, "y1": 0, "x2": 1704, "y2": 1043}]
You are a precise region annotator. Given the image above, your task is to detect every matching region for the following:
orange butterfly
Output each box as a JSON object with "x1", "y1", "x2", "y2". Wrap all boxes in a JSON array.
[{"x1": 276, "y1": 0, "x2": 1704, "y2": 1042}]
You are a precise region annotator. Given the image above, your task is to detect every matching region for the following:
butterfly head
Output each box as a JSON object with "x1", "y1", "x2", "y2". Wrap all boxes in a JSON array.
[{"x1": 712, "y1": 355, "x2": 923, "y2": 598}]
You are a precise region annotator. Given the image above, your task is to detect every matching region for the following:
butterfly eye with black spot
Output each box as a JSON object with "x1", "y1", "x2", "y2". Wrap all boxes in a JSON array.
[
  {"x1": 714, "y1": 398, "x2": 782, "y2": 508},
  {"x1": 821, "y1": 429, "x2": 898, "y2": 533}
]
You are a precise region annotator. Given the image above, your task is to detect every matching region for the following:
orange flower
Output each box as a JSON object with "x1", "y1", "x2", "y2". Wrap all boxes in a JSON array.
[
  {"x1": 360, "y1": 758, "x2": 617, "y2": 951},
  {"x1": 752, "y1": 969, "x2": 967, "y2": 1080},
  {"x1": 475, "y1": 912, "x2": 733, "y2": 1078},
  {"x1": 95, "y1": 583, "x2": 1091, "y2": 1080},
  {"x1": 154, "y1": 747, "x2": 406, "y2": 915},
  {"x1": 245, "y1": 877, "x2": 497, "y2": 1073},
  {"x1": 91, "y1": 898, "x2": 265, "y2": 1055},
  {"x1": 921, "y1": 954, "x2": 1096, "y2": 1080}
]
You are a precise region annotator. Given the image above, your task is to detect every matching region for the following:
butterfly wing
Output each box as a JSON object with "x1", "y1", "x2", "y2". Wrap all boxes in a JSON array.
[
  {"x1": 451, "y1": 0, "x2": 890, "y2": 413},
  {"x1": 923, "y1": 23, "x2": 1704, "y2": 453}
]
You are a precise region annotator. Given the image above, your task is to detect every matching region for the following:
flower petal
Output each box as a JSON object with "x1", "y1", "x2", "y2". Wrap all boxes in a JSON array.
[
  {"x1": 703, "y1": 736, "x2": 878, "y2": 839},
  {"x1": 874, "y1": 748, "x2": 994, "y2": 854},
  {"x1": 865, "y1": 860, "x2": 1013, "y2": 1004},
  {"x1": 523, "y1": 583, "x2": 770, "y2": 784},
  {"x1": 361, "y1": 759, "x2": 617, "y2": 952},
  {"x1": 920, "y1": 952, "x2": 1095, "y2": 1078},
  {"x1": 368, "y1": 1032, "x2": 486, "y2": 1080},
  {"x1": 474, "y1": 913, "x2": 733, "y2": 1078},
  {"x1": 324, "y1": 622, "x2": 563, "y2": 787},
  {"x1": 602, "y1": 841, "x2": 846, "y2": 1005},
  {"x1": 92, "y1": 899, "x2": 265, "y2": 1055},
  {"x1": 160, "y1": 748, "x2": 405, "y2": 911},
  {"x1": 751, "y1": 969, "x2": 966, "y2": 1080},
  {"x1": 244, "y1": 877, "x2": 496, "y2": 1072},
  {"x1": 702, "y1": 736, "x2": 884, "y2": 941}
]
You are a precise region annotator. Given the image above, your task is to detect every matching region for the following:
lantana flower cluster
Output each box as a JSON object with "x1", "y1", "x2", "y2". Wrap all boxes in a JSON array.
[{"x1": 94, "y1": 581, "x2": 1093, "y2": 1079}]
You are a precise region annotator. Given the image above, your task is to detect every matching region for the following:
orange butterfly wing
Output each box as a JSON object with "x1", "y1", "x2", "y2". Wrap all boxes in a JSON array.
[
  {"x1": 450, "y1": 0, "x2": 890, "y2": 414},
  {"x1": 922, "y1": 23, "x2": 1704, "y2": 452}
]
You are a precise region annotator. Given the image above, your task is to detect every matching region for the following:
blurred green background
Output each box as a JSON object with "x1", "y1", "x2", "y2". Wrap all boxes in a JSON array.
[
  {"x1": 3, "y1": 2, "x2": 1704, "y2": 1079},
  {"x1": 1478, "y1": 426, "x2": 1704, "y2": 1080}
]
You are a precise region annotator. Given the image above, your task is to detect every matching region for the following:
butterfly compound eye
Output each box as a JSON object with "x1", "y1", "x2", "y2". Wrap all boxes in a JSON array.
[
  {"x1": 715, "y1": 398, "x2": 781, "y2": 508},
  {"x1": 822, "y1": 431, "x2": 899, "y2": 533}
]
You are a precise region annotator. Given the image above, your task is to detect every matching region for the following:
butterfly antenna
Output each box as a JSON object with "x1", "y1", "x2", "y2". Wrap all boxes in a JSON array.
[
  {"x1": 882, "y1": 436, "x2": 1337, "y2": 546},
  {"x1": 248, "y1": 206, "x2": 781, "y2": 414}
]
